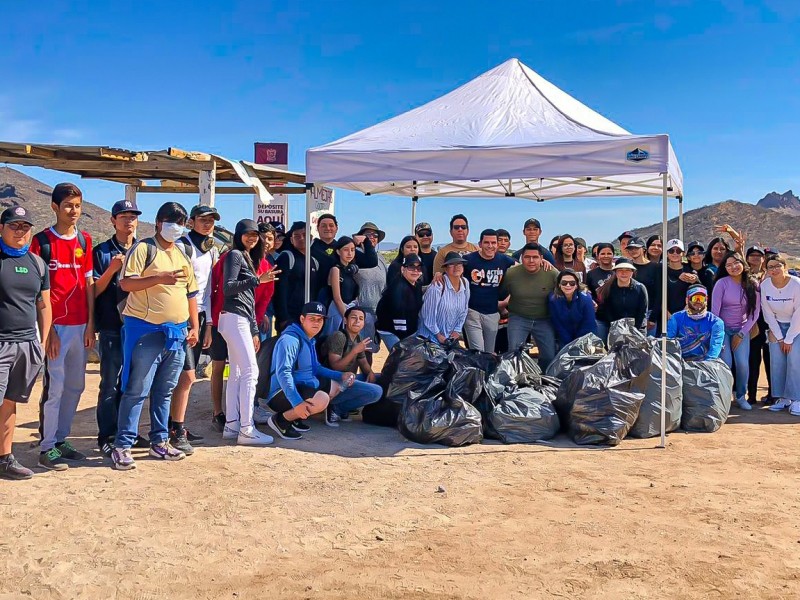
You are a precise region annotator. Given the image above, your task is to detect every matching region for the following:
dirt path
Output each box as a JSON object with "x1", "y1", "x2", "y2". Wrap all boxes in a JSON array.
[{"x1": 2, "y1": 359, "x2": 799, "y2": 599}]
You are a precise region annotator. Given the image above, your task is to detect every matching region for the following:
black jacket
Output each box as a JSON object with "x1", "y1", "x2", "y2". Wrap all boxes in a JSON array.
[
  {"x1": 312, "y1": 237, "x2": 378, "y2": 294},
  {"x1": 222, "y1": 250, "x2": 260, "y2": 335},
  {"x1": 274, "y1": 247, "x2": 319, "y2": 325},
  {"x1": 376, "y1": 276, "x2": 423, "y2": 339},
  {"x1": 603, "y1": 279, "x2": 649, "y2": 331}
]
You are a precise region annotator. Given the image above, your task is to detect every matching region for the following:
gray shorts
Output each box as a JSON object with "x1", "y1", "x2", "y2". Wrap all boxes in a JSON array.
[{"x1": 0, "y1": 340, "x2": 44, "y2": 403}]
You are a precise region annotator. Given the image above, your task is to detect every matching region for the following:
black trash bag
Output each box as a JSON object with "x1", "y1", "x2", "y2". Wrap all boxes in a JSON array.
[
  {"x1": 681, "y1": 358, "x2": 733, "y2": 433},
  {"x1": 447, "y1": 366, "x2": 499, "y2": 439},
  {"x1": 607, "y1": 318, "x2": 648, "y2": 350},
  {"x1": 628, "y1": 339, "x2": 683, "y2": 439},
  {"x1": 449, "y1": 347, "x2": 500, "y2": 375},
  {"x1": 381, "y1": 336, "x2": 450, "y2": 404},
  {"x1": 489, "y1": 387, "x2": 560, "y2": 443},
  {"x1": 545, "y1": 333, "x2": 607, "y2": 379},
  {"x1": 565, "y1": 341, "x2": 652, "y2": 445},
  {"x1": 486, "y1": 345, "x2": 542, "y2": 401},
  {"x1": 399, "y1": 382, "x2": 483, "y2": 447}
]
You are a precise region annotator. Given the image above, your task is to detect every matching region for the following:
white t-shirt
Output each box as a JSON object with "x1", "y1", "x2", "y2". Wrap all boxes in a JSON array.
[
  {"x1": 760, "y1": 275, "x2": 800, "y2": 344},
  {"x1": 185, "y1": 237, "x2": 217, "y2": 316}
]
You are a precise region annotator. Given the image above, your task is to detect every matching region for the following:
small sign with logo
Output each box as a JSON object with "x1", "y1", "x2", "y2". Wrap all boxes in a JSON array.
[
  {"x1": 253, "y1": 142, "x2": 290, "y2": 227},
  {"x1": 626, "y1": 146, "x2": 650, "y2": 163},
  {"x1": 309, "y1": 186, "x2": 335, "y2": 238}
]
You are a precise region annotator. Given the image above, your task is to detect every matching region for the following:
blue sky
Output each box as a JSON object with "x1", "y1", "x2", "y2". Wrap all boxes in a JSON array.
[{"x1": 2, "y1": 0, "x2": 798, "y2": 245}]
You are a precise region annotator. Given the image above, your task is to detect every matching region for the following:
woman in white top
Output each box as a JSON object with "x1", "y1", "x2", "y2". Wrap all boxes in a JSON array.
[
  {"x1": 761, "y1": 255, "x2": 800, "y2": 416},
  {"x1": 417, "y1": 252, "x2": 470, "y2": 345}
]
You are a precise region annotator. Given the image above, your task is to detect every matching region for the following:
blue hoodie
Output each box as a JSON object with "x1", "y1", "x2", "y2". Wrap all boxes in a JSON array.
[{"x1": 269, "y1": 322, "x2": 343, "y2": 407}]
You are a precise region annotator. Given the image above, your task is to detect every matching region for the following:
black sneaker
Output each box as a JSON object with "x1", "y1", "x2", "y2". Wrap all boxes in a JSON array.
[
  {"x1": 211, "y1": 412, "x2": 226, "y2": 432},
  {"x1": 55, "y1": 441, "x2": 86, "y2": 461},
  {"x1": 292, "y1": 420, "x2": 311, "y2": 432},
  {"x1": 169, "y1": 431, "x2": 195, "y2": 456},
  {"x1": 99, "y1": 437, "x2": 115, "y2": 459},
  {"x1": 267, "y1": 415, "x2": 302, "y2": 440},
  {"x1": 325, "y1": 407, "x2": 341, "y2": 428},
  {"x1": 0, "y1": 454, "x2": 34, "y2": 480},
  {"x1": 133, "y1": 435, "x2": 150, "y2": 449},
  {"x1": 38, "y1": 448, "x2": 69, "y2": 471},
  {"x1": 185, "y1": 428, "x2": 204, "y2": 444}
]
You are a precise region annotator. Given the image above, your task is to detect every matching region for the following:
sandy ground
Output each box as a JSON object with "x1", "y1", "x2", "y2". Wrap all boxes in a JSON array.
[{"x1": 2, "y1": 349, "x2": 800, "y2": 600}]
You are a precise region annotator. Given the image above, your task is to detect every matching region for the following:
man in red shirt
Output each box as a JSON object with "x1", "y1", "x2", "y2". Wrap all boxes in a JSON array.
[{"x1": 30, "y1": 183, "x2": 96, "y2": 471}]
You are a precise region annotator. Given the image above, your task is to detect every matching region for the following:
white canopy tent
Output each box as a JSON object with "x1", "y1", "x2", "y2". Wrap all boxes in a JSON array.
[{"x1": 305, "y1": 58, "x2": 685, "y2": 447}]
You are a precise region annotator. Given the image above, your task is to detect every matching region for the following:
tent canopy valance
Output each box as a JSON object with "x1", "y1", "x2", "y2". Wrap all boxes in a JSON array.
[{"x1": 306, "y1": 58, "x2": 682, "y2": 200}]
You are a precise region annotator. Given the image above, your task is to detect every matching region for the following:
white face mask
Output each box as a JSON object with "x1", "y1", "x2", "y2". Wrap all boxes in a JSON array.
[{"x1": 160, "y1": 222, "x2": 185, "y2": 243}]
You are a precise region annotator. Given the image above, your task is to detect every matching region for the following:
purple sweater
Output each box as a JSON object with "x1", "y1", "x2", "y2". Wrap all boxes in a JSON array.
[{"x1": 711, "y1": 277, "x2": 761, "y2": 334}]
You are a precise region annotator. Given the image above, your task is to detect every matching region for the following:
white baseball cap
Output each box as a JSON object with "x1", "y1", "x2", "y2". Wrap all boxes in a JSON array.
[{"x1": 665, "y1": 239, "x2": 684, "y2": 252}]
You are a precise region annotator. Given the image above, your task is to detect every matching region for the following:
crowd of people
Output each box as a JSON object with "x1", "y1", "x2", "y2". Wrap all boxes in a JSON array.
[{"x1": 1, "y1": 184, "x2": 798, "y2": 479}]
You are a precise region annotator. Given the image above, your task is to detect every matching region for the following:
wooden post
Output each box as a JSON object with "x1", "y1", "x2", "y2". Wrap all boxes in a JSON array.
[
  {"x1": 124, "y1": 185, "x2": 137, "y2": 204},
  {"x1": 198, "y1": 163, "x2": 217, "y2": 207}
]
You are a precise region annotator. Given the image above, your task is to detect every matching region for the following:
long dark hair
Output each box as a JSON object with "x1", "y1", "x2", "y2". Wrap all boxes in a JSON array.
[
  {"x1": 713, "y1": 251, "x2": 758, "y2": 317},
  {"x1": 646, "y1": 235, "x2": 662, "y2": 262},
  {"x1": 394, "y1": 235, "x2": 419, "y2": 263},
  {"x1": 553, "y1": 269, "x2": 583, "y2": 299},
  {"x1": 233, "y1": 228, "x2": 265, "y2": 272},
  {"x1": 704, "y1": 237, "x2": 731, "y2": 268},
  {"x1": 554, "y1": 234, "x2": 577, "y2": 266}
]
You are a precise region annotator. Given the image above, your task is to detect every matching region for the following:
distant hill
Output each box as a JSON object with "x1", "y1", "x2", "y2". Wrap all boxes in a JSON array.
[
  {"x1": 633, "y1": 200, "x2": 800, "y2": 257},
  {"x1": 0, "y1": 167, "x2": 155, "y2": 242},
  {"x1": 757, "y1": 190, "x2": 800, "y2": 216}
]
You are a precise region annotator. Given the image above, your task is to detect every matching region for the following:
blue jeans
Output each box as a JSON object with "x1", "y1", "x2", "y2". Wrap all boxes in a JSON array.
[
  {"x1": 115, "y1": 331, "x2": 185, "y2": 449},
  {"x1": 507, "y1": 314, "x2": 557, "y2": 370},
  {"x1": 96, "y1": 330, "x2": 123, "y2": 443},
  {"x1": 769, "y1": 322, "x2": 800, "y2": 401},
  {"x1": 596, "y1": 321, "x2": 610, "y2": 347},
  {"x1": 720, "y1": 329, "x2": 750, "y2": 400},
  {"x1": 331, "y1": 376, "x2": 382, "y2": 417}
]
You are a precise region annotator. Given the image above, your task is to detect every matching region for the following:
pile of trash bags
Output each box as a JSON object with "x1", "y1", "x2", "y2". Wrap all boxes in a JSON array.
[
  {"x1": 368, "y1": 318, "x2": 734, "y2": 447},
  {"x1": 374, "y1": 337, "x2": 560, "y2": 447}
]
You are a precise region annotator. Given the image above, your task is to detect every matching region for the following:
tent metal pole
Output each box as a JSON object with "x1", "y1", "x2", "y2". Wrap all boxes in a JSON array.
[
  {"x1": 659, "y1": 173, "x2": 669, "y2": 448},
  {"x1": 678, "y1": 196, "x2": 684, "y2": 241},
  {"x1": 304, "y1": 183, "x2": 313, "y2": 303},
  {"x1": 411, "y1": 196, "x2": 418, "y2": 231}
]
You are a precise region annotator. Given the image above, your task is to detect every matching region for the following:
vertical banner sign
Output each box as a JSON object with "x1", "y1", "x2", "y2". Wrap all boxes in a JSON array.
[
  {"x1": 309, "y1": 185, "x2": 335, "y2": 238},
  {"x1": 253, "y1": 142, "x2": 289, "y2": 227}
]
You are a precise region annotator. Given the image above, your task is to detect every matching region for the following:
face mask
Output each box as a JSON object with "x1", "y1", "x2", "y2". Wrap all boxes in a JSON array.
[{"x1": 160, "y1": 222, "x2": 185, "y2": 243}]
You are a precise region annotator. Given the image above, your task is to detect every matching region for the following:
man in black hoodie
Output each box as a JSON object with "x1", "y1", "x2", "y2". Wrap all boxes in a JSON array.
[
  {"x1": 274, "y1": 222, "x2": 319, "y2": 333},
  {"x1": 310, "y1": 213, "x2": 378, "y2": 301}
]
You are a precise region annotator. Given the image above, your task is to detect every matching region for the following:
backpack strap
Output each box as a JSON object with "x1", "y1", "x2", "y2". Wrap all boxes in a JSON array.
[
  {"x1": 28, "y1": 252, "x2": 47, "y2": 282},
  {"x1": 76, "y1": 230, "x2": 87, "y2": 252},
  {"x1": 33, "y1": 231, "x2": 51, "y2": 267}
]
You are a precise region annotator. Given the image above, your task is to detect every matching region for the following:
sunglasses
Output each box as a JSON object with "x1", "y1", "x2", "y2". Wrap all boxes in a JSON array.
[
  {"x1": 416, "y1": 231, "x2": 432, "y2": 237},
  {"x1": 404, "y1": 265, "x2": 422, "y2": 272},
  {"x1": 6, "y1": 222, "x2": 32, "y2": 232},
  {"x1": 451, "y1": 225, "x2": 468, "y2": 230},
  {"x1": 688, "y1": 294, "x2": 707, "y2": 304},
  {"x1": 363, "y1": 232, "x2": 379, "y2": 238},
  {"x1": 560, "y1": 280, "x2": 578, "y2": 287},
  {"x1": 688, "y1": 250, "x2": 703, "y2": 256},
  {"x1": 667, "y1": 248, "x2": 683, "y2": 254}
]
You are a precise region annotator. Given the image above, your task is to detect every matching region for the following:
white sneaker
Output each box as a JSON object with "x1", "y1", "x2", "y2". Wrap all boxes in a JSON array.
[
  {"x1": 222, "y1": 422, "x2": 240, "y2": 439},
  {"x1": 789, "y1": 401, "x2": 800, "y2": 417},
  {"x1": 735, "y1": 396, "x2": 753, "y2": 411},
  {"x1": 237, "y1": 425, "x2": 274, "y2": 445},
  {"x1": 769, "y1": 398, "x2": 792, "y2": 412},
  {"x1": 253, "y1": 405, "x2": 272, "y2": 425}
]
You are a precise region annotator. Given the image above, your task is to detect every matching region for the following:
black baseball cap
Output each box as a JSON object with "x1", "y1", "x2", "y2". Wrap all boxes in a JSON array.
[
  {"x1": 0, "y1": 205, "x2": 33, "y2": 225},
  {"x1": 287, "y1": 221, "x2": 306, "y2": 236},
  {"x1": 111, "y1": 199, "x2": 142, "y2": 216},
  {"x1": 235, "y1": 219, "x2": 259, "y2": 236},
  {"x1": 617, "y1": 230, "x2": 635, "y2": 241},
  {"x1": 190, "y1": 205, "x2": 221, "y2": 220},
  {"x1": 523, "y1": 218, "x2": 542, "y2": 229},
  {"x1": 746, "y1": 245, "x2": 765, "y2": 257},
  {"x1": 626, "y1": 237, "x2": 645, "y2": 249},
  {"x1": 402, "y1": 253, "x2": 422, "y2": 267},
  {"x1": 301, "y1": 301, "x2": 327, "y2": 318},
  {"x1": 686, "y1": 241, "x2": 705, "y2": 254},
  {"x1": 269, "y1": 221, "x2": 286, "y2": 235}
]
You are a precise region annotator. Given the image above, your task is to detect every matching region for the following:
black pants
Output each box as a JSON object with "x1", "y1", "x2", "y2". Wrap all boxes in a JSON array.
[{"x1": 748, "y1": 331, "x2": 772, "y2": 401}]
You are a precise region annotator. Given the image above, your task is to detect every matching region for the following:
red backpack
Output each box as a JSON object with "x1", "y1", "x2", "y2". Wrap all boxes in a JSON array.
[{"x1": 210, "y1": 250, "x2": 229, "y2": 327}]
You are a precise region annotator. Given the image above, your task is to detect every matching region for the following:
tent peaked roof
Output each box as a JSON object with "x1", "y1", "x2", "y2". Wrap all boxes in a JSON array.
[{"x1": 307, "y1": 58, "x2": 682, "y2": 200}]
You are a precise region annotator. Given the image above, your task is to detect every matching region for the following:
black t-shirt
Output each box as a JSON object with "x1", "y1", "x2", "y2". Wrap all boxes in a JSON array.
[
  {"x1": 419, "y1": 249, "x2": 436, "y2": 283},
  {"x1": 586, "y1": 266, "x2": 614, "y2": 322},
  {"x1": 633, "y1": 261, "x2": 662, "y2": 313},
  {"x1": 463, "y1": 251, "x2": 515, "y2": 314},
  {"x1": 0, "y1": 251, "x2": 50, "y2": 342},
  {"x1": 93, "y1": 237, "x2": 132, "y2": 332},
  {"x1": 666, "y1": 265, "x2": 693, "y2": 315}
]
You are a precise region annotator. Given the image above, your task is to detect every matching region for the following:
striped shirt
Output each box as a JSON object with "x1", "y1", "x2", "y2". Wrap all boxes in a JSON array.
[{"x1": 417, "y1": 276, "x2": 470, "y2": 341}]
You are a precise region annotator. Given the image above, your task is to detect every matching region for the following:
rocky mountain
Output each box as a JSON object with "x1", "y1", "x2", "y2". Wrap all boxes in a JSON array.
[
  {"x1": 633, "y1": 200, "x2": 800, "y2": 257},
  {"x1": 0, "y1": 167, "x2": 155, "y2": 241},
  {"x1": 756, "y1": 190, "x2": 800, "y2": 216}
]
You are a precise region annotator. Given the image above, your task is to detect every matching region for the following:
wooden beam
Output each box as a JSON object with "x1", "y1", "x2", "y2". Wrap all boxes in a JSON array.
[
  {"x1": 25, "y1": 145, "x2": 57, "y2": 158},
  {"x1": 135, "y1": 185, "x2": 307, "y2": 195},
  {"x1": 0, "y1": 157, "x2": 215, "y2": 172},
  {"x1": 168, "y1": 147, "x2": 212, "y2": 161}
]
